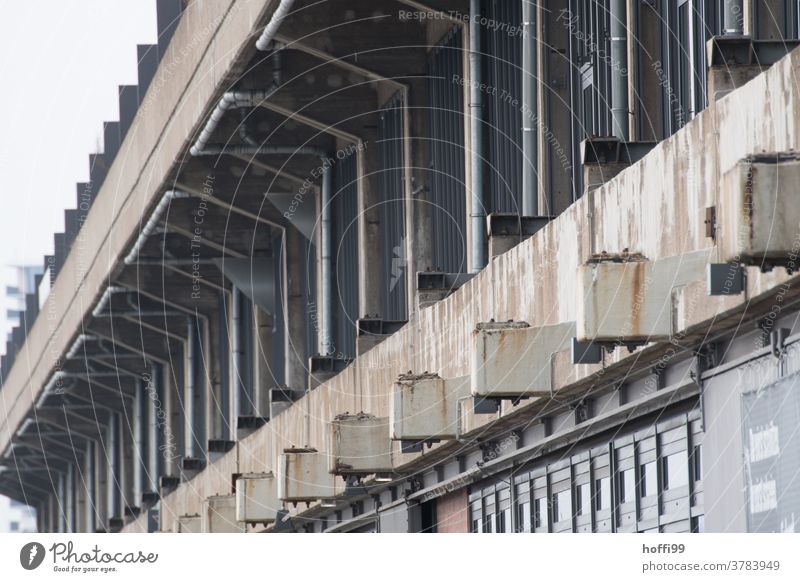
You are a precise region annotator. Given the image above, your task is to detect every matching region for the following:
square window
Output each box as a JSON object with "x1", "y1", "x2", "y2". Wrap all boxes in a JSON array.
[
  {"x1": 640, "y1": 461, "x2": 657, "y2": 498},
  {"x1": 595, "y1": 477, "x2": 611, "y2": 511},
  {"x1": 663, "y1": 452, "x2": 689, "y2": 490}
]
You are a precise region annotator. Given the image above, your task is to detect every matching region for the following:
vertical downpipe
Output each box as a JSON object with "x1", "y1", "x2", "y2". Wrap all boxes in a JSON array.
[
  {"x1": 85, "y1": 440, "x2": 95, "y2": 532},
  {"x1": 320, "y1": 161, "x2": 334, "y2": 355},
  {"x1": 469, "y1": 0, "x2": 488, "y2": 272},
  {"x1": 610, "y1": 0, "x2": 629, "y2": 140},
  {"x1": 66, "y1": 463, "x2": 75, "y2": 532},
  {"x1": 133, "y1": 378, "x2": 145, "y2": 505},
  {"x1": 230, "y1": 288, "x2": 241, "y2": 430},
  {"x1": 57, "y1": 472, "x2": 66, "y2": 533},
  {"x1": 185, "y1": 317, "x2": 196, "y2": 458},
  {"x1": 147, "y1": 364, "x2": 160, "y2": 493},
  {"x1": 724, "y1": 0, "x2": 744, "y2": 34},
  {"x1": 107, "y1": 413, "x2": 120, "y2": 520},
  {"x1": 522, "y1": 0, "x2": 539, "y2": 216}
]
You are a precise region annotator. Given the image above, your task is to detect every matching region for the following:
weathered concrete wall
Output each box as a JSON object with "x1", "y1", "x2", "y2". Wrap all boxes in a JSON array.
[{"x1": 143, "y1": 47, "x2": 800, "y2": 530}]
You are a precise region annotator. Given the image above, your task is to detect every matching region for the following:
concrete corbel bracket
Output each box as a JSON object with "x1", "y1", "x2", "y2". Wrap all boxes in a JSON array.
[
  {"x1": 471, "y1": 320, "x2": 576, "y2": 399},
  {"x1": 390, "y1": 373, "x2": 470, "y2": 442},
  {"x1": 327, "y1": 413, "x2": 393, "y2": 476},
  {"x1": 235, "y1": 472, "x2": 278, "y2": 524},
  {"x1": 202, "y1": 494, "x2": 245, "y2": 533},
  {"x1": 718, "y1": 153, "x2": 800, "y2": 271},
  {"x1": 277, "y1": 448, "x2": 341, "y2": 503},
  {"x1": 576, "y1": 249, "x2": 713, "y2": 344}
]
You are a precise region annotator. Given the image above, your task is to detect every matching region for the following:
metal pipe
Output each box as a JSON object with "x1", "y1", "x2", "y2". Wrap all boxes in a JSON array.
[
  {"x1": 255, "y1": 0, "x2": 295, "y2": 50},
  {"x1": 724, "y1": 0, "x2": 744, "y2": 35},
  {"x1": 469, "y1": 0, "x2": 487, "y2": 273},
  {"x1": 91, "y1": 286, "x2": 126, "y2": 318},
  {"x1": 107, "y1": 413, "x2": 120, "y2": 519},
  {"x1": 320, "y1": 161, "x2": 334, "y2": 355},
  {"x1": 190, "y1": 46, "x2": 283, "y2": 156},
  {"x1": 230, "y1": 287, "x2": 242, "y2": 426},
  {"x1": 133, "y1": 378, "x2": 145, "y2": 505},
  {"x1": 521, "y1": 0, "x2": 538, "y2": 217},
  {"x1": 185, "y1": 317, "x2": 196, "y2": 458},
  {"x1": 57, "y1": 473, "x2": 66, "y2": 533},
  {"x1": 610, "y1": 0, "x2": 629, "y2": 140},
  {"x1": 147, "y1": 364, "x2": 160, "y2": 494},
  {"x1": 85, "y1": 440, "x2": 95, "y2": 532},
  {"x1": 192, "y1": 144, "x2": 329, "y2": 157},
  {"x1": 66, "y1": 463, "x2": 75, "y2": 532},
  {"x1": 123, "y1": 190, "x2": 190, "y2": 265},
  {"x1": 65, "y1": 334, "x2": 97, "y2": 359}
]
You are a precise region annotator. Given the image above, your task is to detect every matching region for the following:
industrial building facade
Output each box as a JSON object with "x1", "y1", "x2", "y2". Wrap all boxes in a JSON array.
[{"x1": 1, "y1": 0, "x2": 800, "y2": 534}]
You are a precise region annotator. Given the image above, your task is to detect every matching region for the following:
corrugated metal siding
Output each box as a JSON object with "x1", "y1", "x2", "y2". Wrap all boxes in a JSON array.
[
  {"x1": 429, "y1": 28, "x2": 467, "y2": 274},
  {"x1": 378, "y1": 91, "x2": 408, "y2": 321},
  {"x1": 333, "y1": 153, "x2": 359, "y2": 358},
  {"x1": 486, "y1": 0, "x2": 523, "y2": 214}
]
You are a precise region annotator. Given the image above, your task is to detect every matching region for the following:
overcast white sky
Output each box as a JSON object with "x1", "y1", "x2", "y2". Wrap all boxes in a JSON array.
[{"x1": 0, "y1": 0, "x2": 157, "y2": 270}]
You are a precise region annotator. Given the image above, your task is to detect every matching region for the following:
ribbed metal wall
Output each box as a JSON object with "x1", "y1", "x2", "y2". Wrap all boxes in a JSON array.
[
  {"x1": 429, "y1": 28, "x2": 467, "y2": 274},
  {"x1": 333, "y1": 153, "x2": 359, "y2": 358},
  {"x1": 378, "y1": 91, "x2": 408, "y2": 321},
  {"x1": 486, "y1": 0, "x2": 523, "y2": 214}
]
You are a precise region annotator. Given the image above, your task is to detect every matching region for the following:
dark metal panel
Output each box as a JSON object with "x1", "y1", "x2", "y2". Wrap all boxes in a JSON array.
[
  {"x1": 333, "y1": 153, "x2": 359, "y2": 358},
  {"x1": 378, "y1": 91, "x2": 408, "y2": 321},
  {"x1": 486, "y1": 0, "x2": 523, "y2": 214},
  {"x1": 742, "y1": 371, "x2": 800, "y2": 532},
  {"x1": 429, "y1": 28, "x2": 467, "y2": 273}
]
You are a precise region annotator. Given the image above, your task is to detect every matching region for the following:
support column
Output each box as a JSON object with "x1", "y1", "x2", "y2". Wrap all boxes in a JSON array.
[
  {"x1": 206, "y1": 301, "x2": 227, "y2": 444},
  {"x1": 406, "y1": 79, "x2": 435, "y2": 321},
  {"x1": 284, "y1": 225, "x2": 309, "y2": 395},
  {"x1": 106, "y1": 413, "x2": 120, "y2": 526},
  {"x1": 253, "y1": 307, "x2": 274, "y2": 418},
  {"x1": 537, "y1": 0, "x2": 574, "y2": 211},
  {"x1": 357, "y1": 141, "x2": 384, "y2": 318}
]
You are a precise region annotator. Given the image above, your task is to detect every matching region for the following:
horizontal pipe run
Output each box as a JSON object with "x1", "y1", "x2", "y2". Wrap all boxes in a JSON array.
[{"x1": 123, "y1": 190, "x2": 190, "y2": 265}]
